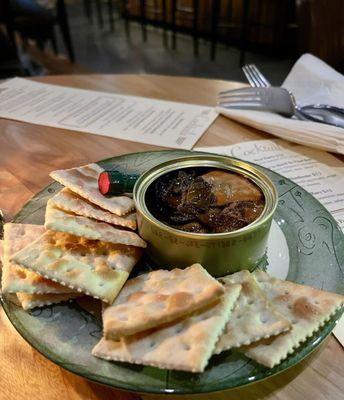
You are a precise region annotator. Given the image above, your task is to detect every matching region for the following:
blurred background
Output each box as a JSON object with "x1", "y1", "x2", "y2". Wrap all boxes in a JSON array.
[{"x1": 0, "y1": 0, "x2": 343, "y2": 83}]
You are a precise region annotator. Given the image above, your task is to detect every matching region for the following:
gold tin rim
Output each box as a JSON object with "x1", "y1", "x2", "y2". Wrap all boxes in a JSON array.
[{"x1": 134, "y1": 154, "x2": 278, "y2": 239}]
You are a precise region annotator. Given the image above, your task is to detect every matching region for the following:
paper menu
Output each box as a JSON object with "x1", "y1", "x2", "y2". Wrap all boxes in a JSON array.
[
  {"x1": 196, "y1": 139, "x2": 344, "y2": 229},
  {"x1": 0, "y1": 78, "x2": 218, "y2": 150},
  {"x1": 334, "y1": 213, "x2": 344, "y2": 230},
  {"x1": 333, "y1": 316, "x2": 344, "y2": 347}
]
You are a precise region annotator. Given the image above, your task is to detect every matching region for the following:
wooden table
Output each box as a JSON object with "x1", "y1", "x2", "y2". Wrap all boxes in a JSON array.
[{"x1": 0, "y1": 75, "x2": 343, "y2": 400}]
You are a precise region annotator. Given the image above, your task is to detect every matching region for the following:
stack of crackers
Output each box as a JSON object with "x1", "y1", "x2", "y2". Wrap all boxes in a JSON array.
[
  {"x1": 92, "y1": 265, "x2": 343, "y2": 371},
  {"x1": 0, "y1": 161, "x2": 343, "y2": 373},
  {"x1": 0, "y1": 163, "x2": 146, "y2": 310}
]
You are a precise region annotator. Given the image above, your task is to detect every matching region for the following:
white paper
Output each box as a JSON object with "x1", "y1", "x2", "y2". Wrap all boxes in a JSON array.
[
  {"x1": 196, "y1": 139, "x2": 344, "y2": 346},
  {"x1": 333, "y1": 315, "x2": 344, "y2": 348},
  {"x1": 217, "y1": 54, "x2": 344, "y2": 154},
  {"x1": 283, "y1": 53, "x2": 344, "y2": 108},
  {"x1": 197, "y1": 139, "x2": 344, "y2": 220},
  {"x1": 334, "y1": 211, "x2": 344, "y2": 231},
  {"x1": 0, "y1": 78, "x2": 218, "y2": 150}
]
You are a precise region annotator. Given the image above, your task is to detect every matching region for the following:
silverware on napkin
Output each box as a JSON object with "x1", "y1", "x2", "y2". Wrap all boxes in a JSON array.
[
  {"x1": 240, "y1": 64, "x2": 344, "y2": 128},
  {"x1": 218, "y1": 86, "x2": 321, "y2": 122}
]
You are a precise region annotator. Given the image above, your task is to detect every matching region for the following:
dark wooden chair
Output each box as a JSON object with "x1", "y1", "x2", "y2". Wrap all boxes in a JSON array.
[
  {"x1": 1, "y1": 0, "x2": 75, "y2": 62},
  {"x1": 210, "y1": 0, "x2": 294, "y2": 65},
  {"x1": 297, "y1": 0, "x2": 344, "y2": 72},
  {"x1": 122, "y1": 0, "x2": 168, "y2": 46},
  {"x1": 140, "y1": 0, "x2": 168, "y2": 44},
  {"x1": 83, "y1": 0, "x2": 117, "y2": 31},
  {"x1": 210, "y1": 0, "x2": 249, "y2": 64},
  {"x1": 0, "y1": 29, "x2": 26, "y2": 78},
  {"x1": 171, "y1": 0, "x2": 199, "y2": 56}
]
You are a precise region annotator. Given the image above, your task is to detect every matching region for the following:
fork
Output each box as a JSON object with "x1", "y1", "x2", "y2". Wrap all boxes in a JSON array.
[
  {"x1": 242, "y1": 64, "x2": 271, "y2": 87},
  {"x1": 242, "y1": 64, "x2": 344, "y2": 127},
  {"x1": 219, "y1": 63, "x2": 313, "y2": 120},
  {"x1": 217, "y1": 86, "x2": 311, "y2": 120},
  {"x1": 241, "y1": 64, "x2": 318, "y2": 121}
]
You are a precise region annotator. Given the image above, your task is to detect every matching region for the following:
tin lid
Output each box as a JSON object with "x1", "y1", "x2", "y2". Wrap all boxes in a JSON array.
[{"x1": 98, "y1": 171, "x2": 139, "y2": 195}]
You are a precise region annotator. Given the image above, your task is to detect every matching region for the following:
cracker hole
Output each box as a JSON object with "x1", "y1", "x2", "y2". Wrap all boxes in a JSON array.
[
  {"x1": 248, "y1": 300, "x2": 254, "y2": 305},
  {"x1": 288, "y1": 305, "x2": 292, "y2": 310},
  {"x1": 314, "y1": 300, "x2": 319, "y2": 305},
  {"x1": 284, "y1": 290, "x2": 289, "y2": 295},
  {"x1": 292, "y1": 320, "x2": 298, "y2": 325},
  {"x1": 260, "y1": 315, "x2": 269, "y2": 324},
  {"x1": 149, "y1": 342, "x2": 156, "y2": 348},
  {"x1": 183, "y1": 343, "x2": 191, "y2": 351},
  {"x1": 175, "y1": 326, "x2": 183, "y2": 334},
  {"x1": 17, "y1": 270, "x2": 27, "y2": 279},
  {"x1": 236, "y1": 315, "x2": 242, "y2": 319},
  {"x1": 99, "y1": 283, "x2": 104, "y2": 287}
]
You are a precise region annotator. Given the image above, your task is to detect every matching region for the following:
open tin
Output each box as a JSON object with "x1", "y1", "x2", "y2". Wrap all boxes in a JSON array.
[{"x1": 134, "y1": 154, "x2": 278, "y2": 276}]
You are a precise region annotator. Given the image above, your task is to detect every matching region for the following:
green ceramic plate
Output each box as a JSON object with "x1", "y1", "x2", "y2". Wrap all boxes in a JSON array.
[{"x1": 1, "y1": 150, "x2": 343, "y2": 394}]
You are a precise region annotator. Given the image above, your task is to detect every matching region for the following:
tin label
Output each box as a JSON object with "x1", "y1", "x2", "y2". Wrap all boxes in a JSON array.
[{"x1": 149, "y1": 226, "x2": 259, "y2": 248}]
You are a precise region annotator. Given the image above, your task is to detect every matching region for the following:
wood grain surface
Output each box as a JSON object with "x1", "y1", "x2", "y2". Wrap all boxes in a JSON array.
[{"x1": 0, "y1": 75, "x2": 343, "y2": 400}]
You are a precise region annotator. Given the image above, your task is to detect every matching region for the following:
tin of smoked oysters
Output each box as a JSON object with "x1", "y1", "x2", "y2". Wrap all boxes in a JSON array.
[
  {"x1": 1, "y1": 151, "x2": 343, "y2": 394},
  {"x1": 134, "y1": 155, "x2": 277, "y2": 274}
]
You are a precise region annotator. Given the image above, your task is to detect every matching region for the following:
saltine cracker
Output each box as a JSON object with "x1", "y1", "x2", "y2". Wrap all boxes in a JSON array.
[
  {"x1": 214, "y1": 270, "x2": 291, "y2": 354},
  {"x1": 103, "y1": 264, "x2": 224, "y2": 339},
  {"x1": 11, "y1": 230, "x2": 141, "y2": 303},
  {"x1": 239, "y1": 270, "x2": 344, "y2": 368},
  {"x1": 1, "y1": 223, "x2": 74, "y2": 294},
  {"x1": 16, "y1": 292, "x2": 80, "y2": 310},
  {"x1": 50, "y1": 163, "x2": 134, "y2": 216},
  {"x1": 45, "y1": 203, "x2": 146, "y2": 248},
  {"x1": 50, "y1": 188, "x2": 137, "y2": 230},
  {"x1": 93, "y1": 284, "x2": 242, "y2": 373}
]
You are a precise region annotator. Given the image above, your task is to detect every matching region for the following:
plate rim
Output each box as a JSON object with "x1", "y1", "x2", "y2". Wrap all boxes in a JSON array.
[{"x1": 1, "y1": 294, "x2": 341, "y2": 395}]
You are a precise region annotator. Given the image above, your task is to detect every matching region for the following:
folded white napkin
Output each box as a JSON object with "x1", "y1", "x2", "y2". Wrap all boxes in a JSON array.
[
  {"x1": 333, "y1": 315, "x2": 344, "y2": 348},
  {"x1": 218, "y1": 54, "x2": 344, "y2": 154}
]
